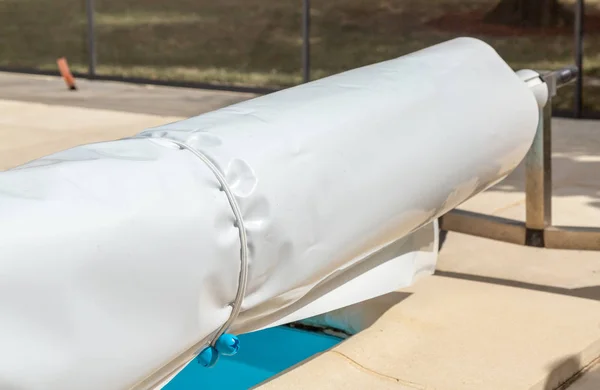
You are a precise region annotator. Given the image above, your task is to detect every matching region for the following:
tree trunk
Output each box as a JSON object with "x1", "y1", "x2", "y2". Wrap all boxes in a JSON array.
[{"x1": 484, "y1": 0, "x2": 574, "y2": 28}]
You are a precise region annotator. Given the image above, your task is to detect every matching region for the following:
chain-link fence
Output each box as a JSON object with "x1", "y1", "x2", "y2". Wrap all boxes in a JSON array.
[{"x1": 0, "y1": 0, "x2": 596, "y2": 117}]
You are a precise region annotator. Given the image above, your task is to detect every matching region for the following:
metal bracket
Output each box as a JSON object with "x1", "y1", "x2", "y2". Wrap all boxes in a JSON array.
[
  {"x1": 540, "y1": 67, "x2": 578, "y2": 98},
  {"x1": 440, "y1": 66, "x2": 600, "y2": 251}
]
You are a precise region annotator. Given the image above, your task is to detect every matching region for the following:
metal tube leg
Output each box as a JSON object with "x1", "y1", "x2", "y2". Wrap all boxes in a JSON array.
[{"x1": 525, "y1": 100, "x2": 552, "y2": 246}]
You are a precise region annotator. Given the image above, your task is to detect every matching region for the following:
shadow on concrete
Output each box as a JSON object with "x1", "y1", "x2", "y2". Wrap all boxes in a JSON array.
[
  {"x1": 435, "y1": 270, "x2": 600, "y2": 301},
  {"x1": 264, "y1": 291, "x2": 412, "y2": 387},
  {"x1": 543, "y1": 354, "x2": 586, "y2": 390},
  {"x1": 438, "y1": 228, "x2": 449, "y2": 251},
  {"x1": 345, "y1": 291, "x2": 412, "y2": 331},
  {"x1": 299, "y1": 291, "x2": 412, "y2": 335},
  {"x1": 433, "y1": 269, "x2": 598, "y2": 388}
]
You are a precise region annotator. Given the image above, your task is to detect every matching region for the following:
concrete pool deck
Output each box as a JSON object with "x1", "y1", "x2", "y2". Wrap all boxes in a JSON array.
[{"x1": 1, "y1": 72, "x2": 600, "y2": 389}]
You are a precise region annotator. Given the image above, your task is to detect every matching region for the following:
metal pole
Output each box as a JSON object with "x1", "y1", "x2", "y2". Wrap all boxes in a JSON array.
[
  {"x1": 525, "y1": 99, "x2": 552, "y2": 247},
  {"x1": 302, "y1": 0, "x2": 311, "y2": 83},
  {"x1": 85, "y1": 0, "x2": 97, "y2": 77},
  {"x1": 574, "y1": 0, "x2": 584, "y2": 117}
]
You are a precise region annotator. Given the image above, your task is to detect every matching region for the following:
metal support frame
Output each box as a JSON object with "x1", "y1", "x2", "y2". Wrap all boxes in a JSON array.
[
  {"x1": 440, "y1": 67, "x2": 600, "y2": 251},
  {"x1": 524, "y1": 94, "x2": 552, "y2": 247}
]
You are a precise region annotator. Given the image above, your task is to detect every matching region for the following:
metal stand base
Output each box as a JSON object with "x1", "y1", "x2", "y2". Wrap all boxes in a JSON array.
[
  {"x1": 440, "y1": 210, "x2": 600, "y2": 251},
  {"x1": 440, "y1": 67, "x2": 600, "y2": 252}
]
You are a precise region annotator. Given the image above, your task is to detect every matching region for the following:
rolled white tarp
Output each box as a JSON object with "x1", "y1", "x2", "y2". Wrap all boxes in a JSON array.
[{"x1": 0, "y1": 37, "x2": 541, "y2": 390}]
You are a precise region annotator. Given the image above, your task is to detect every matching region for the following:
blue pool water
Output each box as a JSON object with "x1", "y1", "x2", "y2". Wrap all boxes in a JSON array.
[{"x1": 164, "y1": 326, "x2": 342, "y2": 390}]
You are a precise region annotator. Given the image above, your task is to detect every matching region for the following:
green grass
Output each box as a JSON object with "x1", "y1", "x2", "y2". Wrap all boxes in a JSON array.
[
  {"x1": 1, "y1": 0, "x2": 599, "y2": 111},
  {"x1": 90, "y1": 11, "x2": 209, "y2": 27}
]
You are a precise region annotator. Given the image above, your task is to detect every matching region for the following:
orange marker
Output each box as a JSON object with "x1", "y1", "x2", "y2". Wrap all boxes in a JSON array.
[{"x1": 57, "y1": 57, "x2": 77, "y2": 90}]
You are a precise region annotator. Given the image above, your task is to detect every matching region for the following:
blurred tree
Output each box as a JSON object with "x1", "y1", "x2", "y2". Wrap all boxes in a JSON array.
[{"x1": 484, "y1": 0, "x2": 574, "y2": 28}]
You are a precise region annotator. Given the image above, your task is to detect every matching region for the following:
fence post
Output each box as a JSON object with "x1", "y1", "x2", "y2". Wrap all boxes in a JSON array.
[
  {"x1": 574, "y1": 0, "x2": 584, "y2": 117},
  {"x1": 85, "y1": 0, "x2": 97, "y2": 77},
  {"x1": 302, "y1": 0, "x2": 311, "y2": 83}
]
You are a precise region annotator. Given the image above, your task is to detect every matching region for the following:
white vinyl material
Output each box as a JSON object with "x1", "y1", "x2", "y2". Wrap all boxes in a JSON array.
[{"x1": 0, "y1": 38, "x2": 540, "y2": 390}]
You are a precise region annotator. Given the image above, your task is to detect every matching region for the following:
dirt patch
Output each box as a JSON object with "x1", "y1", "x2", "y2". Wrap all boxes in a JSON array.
[{"x1": 428, "y1": 10, "x2": 600, "y2": 37}]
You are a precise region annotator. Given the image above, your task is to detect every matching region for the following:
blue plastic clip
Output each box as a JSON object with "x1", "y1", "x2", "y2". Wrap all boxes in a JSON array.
[
  {"x1": 197, "y1": 346, "x2": 219, "y2": 368},
  {"x1": 197, "y1": 333, "x2": 240, "y2": 367},
  {"x1": 215, "y1": 333, "x2": 240, "y2": 356}
]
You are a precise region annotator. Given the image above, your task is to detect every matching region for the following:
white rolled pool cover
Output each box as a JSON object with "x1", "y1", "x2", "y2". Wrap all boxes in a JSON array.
[{"x1": 0, "y1": 38, "x2": 541, "y2": 390}]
